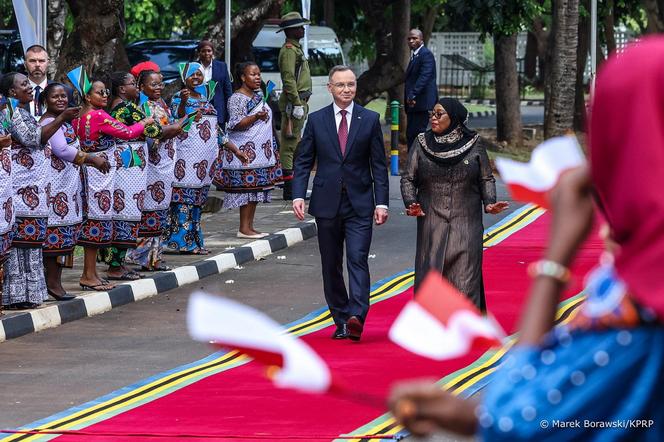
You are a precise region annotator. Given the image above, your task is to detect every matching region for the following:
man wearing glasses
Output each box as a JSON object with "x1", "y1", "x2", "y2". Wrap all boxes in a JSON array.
[{"x1": 292, "y1": 65, "x2": 389, "y2": 342}]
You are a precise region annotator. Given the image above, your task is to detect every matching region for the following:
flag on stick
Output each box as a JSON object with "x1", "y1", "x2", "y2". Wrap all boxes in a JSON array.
[
  {"x1": 495, "y1": 136, "x2": 586, "y2": 208},
  {"x1": 66, "y1": 66, "x2": 92, "y2": 96},
  {"x1": 263, "y1": 80, "x2": 276, "y2": 103},
  {"x1": 389, "y1": 271, "x2": 504, "y2": 360},
  {"x1": 138, "y1": 92, "x2": 151, "y2": 117},
  {"x1": 188, "y1": 292, "x2": 332, "y2": 393}
]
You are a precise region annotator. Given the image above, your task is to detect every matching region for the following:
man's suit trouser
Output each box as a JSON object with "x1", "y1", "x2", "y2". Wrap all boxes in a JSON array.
[
  {"x1": 406, "y1": 111, "x2": 429, "y2": 150},
  {"x1": 315, "y1": 191, "x2": 373, "y2": 326}
]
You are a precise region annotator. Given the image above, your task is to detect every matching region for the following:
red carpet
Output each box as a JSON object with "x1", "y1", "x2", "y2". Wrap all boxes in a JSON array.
[{"x1": 16, "y1": 211, "x2": 602, "y2": 441}]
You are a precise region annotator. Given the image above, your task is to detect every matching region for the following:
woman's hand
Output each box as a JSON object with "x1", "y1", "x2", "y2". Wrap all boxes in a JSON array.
[
  {"x1": 406, "y1": 202, "x2": 425, "y2": 217},
  {"x1": 140, "y1": 117, "x2": 155, "y2": 126},
  {"x1": 194, "y1": 108, "x2": 203, "y2": 122},
  {"x1": 255, "y1": 109, "x2": 269, "y2": 122},
  {"x1": 233, "y1": 149, "x2": 249, "y2": 165},
  {"x1": 485, "y1": 201, "x2": 509, "y2": 214},
  {"x1": 58, "y1": 106, "x2": 81, "y2": 123},
  {"x1": 89, "y1": 154, "x2": 111, "y2": 173},
  {"x1": 180, "y1": 89, "x2": 190, "y2": 101},
  {"x1": 0, "y1": 134, "x2": 11, "y2": 148}
]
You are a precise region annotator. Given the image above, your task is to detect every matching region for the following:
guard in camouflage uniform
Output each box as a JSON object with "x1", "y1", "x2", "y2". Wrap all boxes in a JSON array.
[{"x1": 277, "y1": 12, "x2": 312, "y2": 200}]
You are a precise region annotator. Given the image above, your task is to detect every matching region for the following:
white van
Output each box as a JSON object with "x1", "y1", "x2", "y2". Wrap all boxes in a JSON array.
[{"x1": 252, "y1": 23, "x2": 345, "y2": 114}]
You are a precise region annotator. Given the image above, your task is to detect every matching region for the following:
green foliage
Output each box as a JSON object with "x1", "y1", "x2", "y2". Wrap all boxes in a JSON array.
[
  {"x1": 447, "y1": 0, "x2": 543, "y2": 36},
  {"x1": 1, "y1": 0, "x2": 15, "y2": 28}
]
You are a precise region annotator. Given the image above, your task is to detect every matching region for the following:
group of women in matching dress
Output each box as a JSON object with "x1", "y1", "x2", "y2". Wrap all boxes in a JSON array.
[{"x1": 0, "y1": 59, "x2": 281, "y2": 310}]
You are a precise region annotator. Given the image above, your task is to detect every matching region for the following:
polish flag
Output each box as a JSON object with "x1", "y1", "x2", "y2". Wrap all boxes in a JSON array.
[
  {"x1": 389, "y1": 272, "x2": 505, "y2": 360},
  {"x1": 495, "y1": 136, "x2": 586, "y2": 208},
  {"x1": 187, "y1": 292, "x2": 332, "y2": 393}
]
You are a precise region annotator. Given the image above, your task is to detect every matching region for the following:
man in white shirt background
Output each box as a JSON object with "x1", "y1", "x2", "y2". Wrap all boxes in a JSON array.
[{"x1": 23, "y1": 44, "x2": 74, "y2": 118}]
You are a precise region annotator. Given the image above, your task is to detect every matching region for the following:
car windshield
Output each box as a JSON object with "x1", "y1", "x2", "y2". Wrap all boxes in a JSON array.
[
  {"x1": 126, "y1": 44, "x2": 196, "y2": 81},
  {"x1": 253, "y1": 46, "x2": 343, "y2": 76}
]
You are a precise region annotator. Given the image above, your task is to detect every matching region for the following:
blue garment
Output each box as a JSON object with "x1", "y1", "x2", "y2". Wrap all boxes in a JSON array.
[
  {"x1": 211, "y1": 60, "x2": 233, "y2": 125},
  {"x1": 479, "y1": 328, "x2": 664, "y2": 441},
  {"x1": 163, "y1": 202, "x2": 204, "y2": 253}
]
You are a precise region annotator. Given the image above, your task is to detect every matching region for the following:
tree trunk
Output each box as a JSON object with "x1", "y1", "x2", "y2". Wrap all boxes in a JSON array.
[
  {"x1": 323, "y1": 0, "x2": 335, "y2": 28},
  {"x1": 205, "y1": 0, "x2": 285, "y2": 66},
  {"x1": 56, "y1": 0, "x2": 127, "y2": 81},
  {"x1": 524, "y1": 31, "x2": 538, "y2": 82},
  {"x1": 355, "y1": 0, "x2": 406, "y2": 105},
  {"x1": 421, "y1": 5, "x2": 441, "y2": 45},
  {"x1": 494, "y1": 33, "x2": 522, "y2": 147},
  {"x1": 643, "y1": 0, "x2": 664, "y2": 33},
  {"x1": 47, "y1": 0, "x2": 68, "y2": 79},
  {"x1": 573, "y1": 0, "x2": 590, "y2": 132},
  {"x1": 531, "y1": 17, "x2": 549, "y2": 88},
  {"x1": 390, "y1": 0, "x2": 410, "y2": 143},
  {"x1": 544, "y1": 0, "x2": 579, "y2": 139}
]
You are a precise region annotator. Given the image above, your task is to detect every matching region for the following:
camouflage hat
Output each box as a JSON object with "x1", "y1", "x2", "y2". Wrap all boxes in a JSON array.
[{"x1": 276, "y1": 11, "x2": 310, "y2": 32}]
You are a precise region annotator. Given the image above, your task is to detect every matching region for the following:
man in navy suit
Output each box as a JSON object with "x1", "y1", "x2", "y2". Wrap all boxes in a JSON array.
[
  {"x1": 404, "y1": 29, "x2": 438, "y2": 149},
  {"x1": 23, "y1": 44, "x2": 74, "y2": 116},
  {"x1": 292, "y1": 66, "x2": 389, "y2": 342},
  {"x1": 197, "y1": 40, "x2": 233, "y2": 126}
]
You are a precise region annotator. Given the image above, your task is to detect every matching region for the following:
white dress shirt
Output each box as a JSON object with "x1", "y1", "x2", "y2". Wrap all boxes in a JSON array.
[
  {"x1": 410, "y1": 43, "x2": 423, "y2": 61},
  {"x1": 28, "y1": 78, "x2": 48, "y2": 118},
  {"x1": 294, "y1": 100, "x2": 387, "y2": 211},
  {"x1": 201, "y1": 63, "x2": 213, "y2": 83}
]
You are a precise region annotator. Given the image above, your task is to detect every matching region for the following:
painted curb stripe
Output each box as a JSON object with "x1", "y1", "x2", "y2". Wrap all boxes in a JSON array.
[{"x1": 0, "y1": 220, "x2": 318, "y2": 344}]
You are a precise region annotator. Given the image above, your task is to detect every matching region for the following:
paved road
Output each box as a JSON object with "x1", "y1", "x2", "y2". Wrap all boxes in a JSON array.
[
  {"x1": 468, "y1": 106, "x2": 544, "y2": 129},
  {"x1": 0, "y1": 176, "x2": 522, "y2": 436}
]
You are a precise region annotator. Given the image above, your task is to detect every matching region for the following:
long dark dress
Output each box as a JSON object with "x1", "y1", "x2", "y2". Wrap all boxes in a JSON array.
[{"x1": 400, "y1": 134, "x2": 496, "y2": 310}]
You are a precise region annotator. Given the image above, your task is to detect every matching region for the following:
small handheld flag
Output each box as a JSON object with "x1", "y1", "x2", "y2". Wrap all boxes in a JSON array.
[
  {"x1": 178, "y1": 62, "x2": 190, "y2": 83},
  {"x1": 5, "y1": 97, "x2": 19, "y2": 120},
  {"x1": 495, "y1": 136, "x2": 586, "y2": 208},
  {"x1": 120, "y1": 147, "x2": 143, "y2": 168},
  {"x1": 180, "y1": 110, "x2": 198, "y2": 132},
  {"x1": 263, "y1": 80, "x2": 276, "y2": 103},
  {"x1": 66, "y1": 66, "x2": 92, "y2": 96},
  {"x1": 138, "y1": 92, "x2": 151, "y2": 117},
  {"x1": 389, "y1": 271, "x2": 504, "y2": 360}
]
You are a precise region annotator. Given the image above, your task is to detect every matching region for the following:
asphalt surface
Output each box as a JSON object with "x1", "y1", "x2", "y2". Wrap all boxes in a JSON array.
[{"x1": 0, "y1": 176, "x2": 522, "y2": 438}]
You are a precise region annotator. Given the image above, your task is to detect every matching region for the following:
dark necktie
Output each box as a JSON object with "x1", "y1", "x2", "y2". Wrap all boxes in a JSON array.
[
  {"x1": 34, "y1": 85, "x2": 42, "y2": 117},
  {"x1": 338, "y1": 109, "x2": 348, "y2": 156}
]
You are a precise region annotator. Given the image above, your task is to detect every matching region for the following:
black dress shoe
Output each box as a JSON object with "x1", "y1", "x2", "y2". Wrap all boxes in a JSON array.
[
  {"x1": 332, "y1": 324, "x2": 348, "y2": 339},
  {"x1": 48, "y1": 290, "x2": 76, "y2": 301},
  {"x1": 347, "y1": 316, "x2": 363, "y2": 342}
]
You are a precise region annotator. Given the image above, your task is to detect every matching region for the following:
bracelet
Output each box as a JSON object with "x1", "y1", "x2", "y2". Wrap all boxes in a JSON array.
[
  {"x1": 73, "y1": 151, "x2": 88, "y2": 166},
  {"x1": 527, "y1": 259, "x2": 571, "y2": 284}
]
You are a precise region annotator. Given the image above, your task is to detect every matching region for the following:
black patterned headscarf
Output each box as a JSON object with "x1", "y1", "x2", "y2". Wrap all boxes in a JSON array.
[{"x1": 420, "y1": 97, "x2": 479, "y2": 165}]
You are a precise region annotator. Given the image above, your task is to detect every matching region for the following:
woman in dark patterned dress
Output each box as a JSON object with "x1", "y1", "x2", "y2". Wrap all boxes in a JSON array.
[
  {"x1": 39, "y1": 83, "x2": 111, "y2": 300},
  {"x1": 0, "y1": 72, "x2": 78, "y2": 309},
  {"x1": 400, "y1": 97, "x2": 508, "y2": 310}
]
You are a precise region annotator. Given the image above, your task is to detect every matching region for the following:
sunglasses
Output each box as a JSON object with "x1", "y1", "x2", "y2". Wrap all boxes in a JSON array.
[
  {"x1": 428, "y1": 110, "x2": 448, "y2": 119},
  {"x1": 94, "y1": 89, "x2": 111, "y2": 97}
]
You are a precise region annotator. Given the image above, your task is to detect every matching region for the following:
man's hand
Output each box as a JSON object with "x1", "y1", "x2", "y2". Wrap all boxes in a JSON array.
[
  {"x1": 293, "y1": 199, "x2": 306, "y2": 221},
  {"x1": 374, "y1": 207, "x2": 388, "y2": 225},
  {"x1": 407, "y1": 99, "x2": 416, "y2": 108},
  {"x1": 292, "y1": 105, "x2": 305, "y2": 120}
]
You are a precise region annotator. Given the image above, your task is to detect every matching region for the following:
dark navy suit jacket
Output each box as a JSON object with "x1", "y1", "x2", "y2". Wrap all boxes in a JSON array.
[
  {"x1": 211, "y1": 60, "x2": 233, "y2": 125},
  {"x1": 404, "y1": 45, "x2": 438, "y2": 112},
  {"x1": 293, "y1": 103, "x2": 389, "y2": 219}
]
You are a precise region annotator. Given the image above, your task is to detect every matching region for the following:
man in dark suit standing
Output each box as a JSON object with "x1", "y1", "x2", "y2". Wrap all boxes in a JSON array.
[
  {"x1": 197, "y1": 40, "x2": 233, "y2": 126},
  {"x1": 405, "y1": 29, "x2": 438, "y2": 149},
  {"x1": 23, "y1": 44, "x2": 74, "y2": 116},
  {"x1": 292, "y1": 65, "x2": 389, "y2": 342}
]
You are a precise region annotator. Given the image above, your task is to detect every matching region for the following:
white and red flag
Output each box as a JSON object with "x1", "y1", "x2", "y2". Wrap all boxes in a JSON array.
[
  {"x1": 389, "y1": 272, "x2": 505, "y2": 360},
  {"x1": 495, "y1": 135, "x2": 586, "y2": 208},
  {"x1": 187, "y1": 291, "x2": 332, "y2": 393}
]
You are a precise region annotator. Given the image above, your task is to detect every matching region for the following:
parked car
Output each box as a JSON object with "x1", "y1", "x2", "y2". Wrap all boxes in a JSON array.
[
  {"x1": 125, "y1": 39, "x2": 198, "y2": 83},
  {"x1": 0, "y1": 30, "x2": 25, "y2": 75}
]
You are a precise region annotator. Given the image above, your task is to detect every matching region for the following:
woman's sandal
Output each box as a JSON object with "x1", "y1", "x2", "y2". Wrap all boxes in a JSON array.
[
  {"x1": 141, "y1": 264, "x2": 172, "y2": 272},
  {"x1": 79, "y1": 282, "x2": 116, "y2": 291},
  {"x1": 106, "y1": 270, "x2": 142, "y2": 281}
]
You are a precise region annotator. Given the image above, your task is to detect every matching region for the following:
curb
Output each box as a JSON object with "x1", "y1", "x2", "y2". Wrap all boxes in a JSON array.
[
  {"x1": 462, "y1": 99, "x2": 544, "y2": 106},
  {"x1": 468, "y1": 110, "x2": 496, "y2": 118},
  {"x1": 0, "y1": 220, "x2": 317, "y2": 343}
]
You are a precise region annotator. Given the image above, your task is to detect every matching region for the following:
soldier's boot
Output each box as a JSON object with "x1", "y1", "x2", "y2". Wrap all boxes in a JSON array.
[{"x1": 282, "y1": 169, "x2": 293, "y2": 201}]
